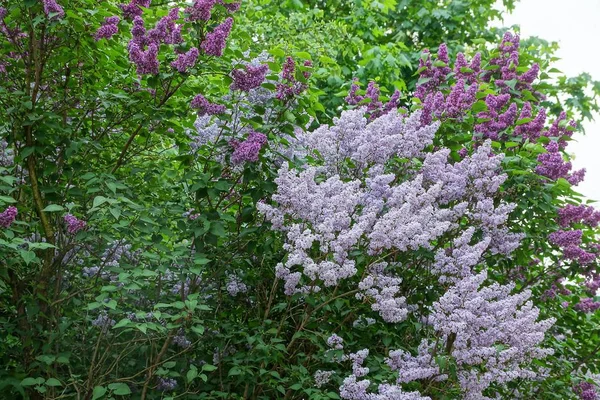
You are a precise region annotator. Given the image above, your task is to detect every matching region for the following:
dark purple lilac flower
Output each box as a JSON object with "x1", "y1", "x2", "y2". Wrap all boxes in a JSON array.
[
  {"x1": 64, "y1": 214, "x2": 86, "y2": 234},
  {"x1": 190, "y1": 94, "x2": 226, "y2": 115},
  {"x1": 230, "y1": 131, "x2": 267, "y2": 164},
  {"x1": 94, "y1": 16, "x2": 120, "y2": 41},
  {"x1": 573, "y1": 381, "x2": 598, "y2": 400},
  {"x1": 218, "y1": 0, "x2": 241, "y2": 12},
  {"x1": 171, "y1": 48, "x2": 199, "y2": 73},
  {"x1": 119, "y1": 0, "x2": 151, "y2": 20},
  {"x1": 230, "y1": 64, "x2": 269, "y2": 91},
  {"x1": 558, "y1": 205, "x2": 600, "y2": 228},
  {"x1": 574, "y1": 298, "x2": 600, "y2": 314},
  {"x1": 128, "y1": 41, "x2": 159, "y2": 75},
  {"x1": 0, "y1": 205, "x2": 17, "y2": 228},
  {"x1": 474, "y1": 94, "x2": 517, "y2": 140},
  {"x1": 200, "y1": 17, "x2": 233, "y2": 57},
  {"x1": 42, "y1": 0, "x2": 65, "y2": 19},
  {"x1": 185, "y1": 0, "x2": 216, "y2": 21}
]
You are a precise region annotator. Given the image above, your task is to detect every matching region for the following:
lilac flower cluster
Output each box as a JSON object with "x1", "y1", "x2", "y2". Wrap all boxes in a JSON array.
[
  {"x1": 327, "y1": 334, "x2": 344, "y2": 350},
  {"x1": 574, "y1": 298, "x2": 600, "y2": 314},
  {"x1": 0, "y1": 140, "x2": 14, "y2": 167},
  {"x1": 536, "y1": 141, "x2": 585, "y2": 185},
  {"x1": 92, "y1": 311, "x2": 116, "y2": 333},
  {"x1": 64, "y1": 214, "x2": 87, "y2": 234},
  {"x1": 314, "y1": 370, "x2": 335, "y2": 388},
  {"x1": 171, "y1": 47, "x2": 199, "y2": 73},
  {"x1": 190, "y1": 94, "x2": 226, "y2": 115},
  {"x1": 185, "y1": 0, "x2": 216, "y2": 21},
  {"x1": 474, "y1": 94, "x2": 517, "y2": 140},
  {"x1": 420, "y1": 79, "x2": 477, "y2": 125},
  {"x1": 414, "y1": 44, "x2": 451, "y2": 101},
  {"x1": 230, "y1": 64, "x2": 269, "y2": 91},
  {"x1": 389, "y1": 272, "x2": 554, "y2": 399},
  {"x1": 276, "y1": 57, "x2": 311, "y2": 100},
  {"x1": 230, "y1": 131, "x2": 267, "y2": 164},
  {"x1": 156, "y1": 377, "x2": 177, "y2": 391},
  {"x1": 218, "y1": 0, "x2": 241, "y2": 12},
  {"x1": 558, "y1": 205, "x2": 600, "y2": 228},
  {"x1": 42, "y1": 0, "x2": 65, "y2": 20},
  {"x1": 549, "y1": 230, "x2": 596, "y2": 264},
  {"x1": 127, "y1": 8, "x2": 182, "y2": 75},
  {"x1": 200, "y1": 17, "x2": 233, "y2": 57},
  {"x1": 120, "y1": 0, "x2": 151, "y2": 20},
  {"x1": 345, "y1": 79, "x2": 402, "y2": 120},
  {"x1": 94, "y1": 16, "x2": 120, "y2": 41},
  {"x1": 482, "y1": 32, "x2": 540, "y2": 94},
  {"x1": 574, "y1": 382, "x2": 599, "y2": 400},
  {"x1": 0, "y1": 205, "x2": 17, "y2": 228},
  {"x1": 183, "y1": 208, "x2": 200, "y2": 220},
  {"x1": 225, "y1": 274, "x2": 248, "y2": 296},
  {"x1": 357, "y1": 263, "x2": 407, "y2": 323},
  {"x1": 514, "y1": 102, "x2": 547, "y2": 141},
  {"x1": 173, "y1": 330, "x2": 192, "y2": 348}
]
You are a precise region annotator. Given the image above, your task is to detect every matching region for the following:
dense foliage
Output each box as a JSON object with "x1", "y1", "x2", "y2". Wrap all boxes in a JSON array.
[{"x1": 1, "y1": 1, "x2": 599, "y2": 399}]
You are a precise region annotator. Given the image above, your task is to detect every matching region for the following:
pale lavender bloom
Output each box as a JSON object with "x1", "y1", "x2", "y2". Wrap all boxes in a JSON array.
[
  {"x1": 157, "y1": 377, "x2": 177, "y2": 391},
  {"x1": 314, "y1": 370, "x2": 334, "y2": 388},
  {"x1": 92, "y1": 312, "x2": 116, "y2": 333},
  {"x1": 226, "y1": 274, "x2": 248, "y2": 296},
  {"x1": 327, "y1": 333, "x2": 344, "y2": 350}
]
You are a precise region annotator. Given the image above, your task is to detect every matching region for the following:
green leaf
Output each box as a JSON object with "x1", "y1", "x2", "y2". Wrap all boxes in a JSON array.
[
  {"x1": 108, "y1": 382, "x2": 131, "y2": 395},
  {"x1": 42, "y1": 204, "x2": 64, "y2": 212},
  {"x1": 21, "y1": 377, "x2": 43, "y2": 386},
  {"x1": 45, "y1": 378, "x2": 62, "y2": 387},
  {"x1": 92, "y1": 386, "x2": 107, "y2": 400},
  {"x1": 202, "y1": 364, "x2": 218, "y2": 372}
]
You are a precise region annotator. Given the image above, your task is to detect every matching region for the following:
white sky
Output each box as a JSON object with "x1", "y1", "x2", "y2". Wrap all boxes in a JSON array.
[{"x1": 495, "y1": 0, "x2": 600, "y2": 201}]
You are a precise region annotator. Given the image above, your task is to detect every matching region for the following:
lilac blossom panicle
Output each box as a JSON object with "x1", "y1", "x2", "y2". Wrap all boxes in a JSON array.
[
  {"x1": 558, "y1": 204, "x2": 600, "y2": 228},
  {"x1": 64, "y1": 214, "x2": 87, "y2": 234},
  {"x1": 218, "y1": 0, "x2": 241, "y2": 12},
  {"x1": 574, "y1": 381, "x2": 598, "y2": 400},
  {"x1": 171, "y1": 47, "x2": 199, "y2": 72},
  {"x1": 574, "y1": 298, "x2": 600, "y2": 313},
  {"x1": 94, "y1": 16, "x2": 120, "y2": 41},
  {"x1": 200, "y1": 17, "x2": 233, "y2": 57},
  {"x1": 314, "y1": 370, "x2": 335, "y2": 388},
  {"x1": 225, "y1": 274, "x2": 248, "y2": 296},
  {"x1": 424, "y1": 271, "x2": 554, "y2": 398},
  {"x1": 0, "y1": 205, "x2": 17, "y2": 228},
  {"x1": 185, "y1": 0, "x2": 217, "y2": 21},
  {"x1": 536, "y1": 141, "x2": 585, "y2": 185},
  {"x1": 230, "y1": 131, "x2": 267, "y2": 164},
  {"x1": 120, "y1": 0, "x2": 151, "y2": 20},
  {"x1": 42, "y1": 0, "x2": 65, "y2": 20},
  {"x1": 92, "y1": 311, "x2": 116, "y2": 333},
  {"x1": 191, "y1": 94, "x2": 226, "y2": 115},
  {"x1": 549, "y1": 229, "x2": 596, "y2": 264},
  {"x1": 326, "y1": 333, "x2": 344, "y2": 350},
  {"x1": 156, "y1": 377, "x2": 177, "y2": 391},
  {"x1": 230, "y1": 64, "x2": 269, "y2": 91}
]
